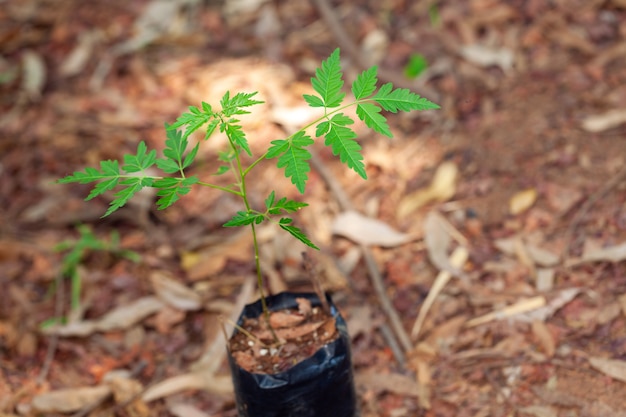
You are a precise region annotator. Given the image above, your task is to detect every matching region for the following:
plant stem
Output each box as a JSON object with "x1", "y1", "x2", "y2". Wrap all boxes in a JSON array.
[{"x1": 229, "y1": 134, "x2": 280, "y2": 343}]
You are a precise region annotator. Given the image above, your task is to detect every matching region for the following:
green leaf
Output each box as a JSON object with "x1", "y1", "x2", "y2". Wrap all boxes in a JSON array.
[
  {"x1": 352, "y1": 66, "x2": 378, "y2": 99},
  {"x1": 356, "y1": 103, "x2": 391, "y2": 137},
  {"x1": 373, "y1": 83, "x2": 440, "y2": 113},
  {"x1": 303, "y1": 94, "x2": 325, "y2": 108},
  {"x1": 122, "y1": 141, "x2": 157, "y2": 173},
  {"x1": 104, "y1": 177, "x2": 144, "y2": 217},
  {"x1": 272, "y1": 197, "x2": 308, "y2": 213},
  {"x1": 404, "y1": 53, "x2": 428, "y2": 79},
  {"x1": 278, "y1": 218, "x2": 319, "y2": 250},
  {"x1": 221, "y1": 121, "x2": 252, "y2": 156},
  {"x1": 214, "y1": 166, "x2": 230, "y2": 176},
  {"x1": 315, "y1": 120, "x2": 330, "y2": 137},
  {"x1": 169, "y1": 105, "x2": 212, "y2": 136},
  {"x1": 224, "y1": 211, "x2": 265, "y2": 227},
  {"x1": 267, "y1": 131, "x2": 314, "y2": 193},
  {"x1": 153, "y1": 177, "x2": 199, "y2": 210},
  {"x1": 309, "y1": 48, "x2": 345, "y2": 108},
  {"x1": 323, "y1": 115, "x2": 366, "y2": 179},
  {"x1": 182, "y1": 143, "x2": 199, "y2": 169},
  {"x1": 205, "y1": 119, "x2": 219, "y2": 140},
  {"x1": 155, "y1": 158, "x2": 179, "y2": 174},
  {"x1": 87, "y1": 177, "x2": 119, "y2": 201},
  {"x1": 221, "y1": 91, "x2": 264, "y2": 117},
  {"x1": 265, "y1": 191, "x2": 276, "y2": 210}
]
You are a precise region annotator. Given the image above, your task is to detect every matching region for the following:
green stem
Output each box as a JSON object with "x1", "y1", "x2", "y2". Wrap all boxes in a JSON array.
[{"x1": 228, "y1": 134, "x2": 279, "y2": 343}]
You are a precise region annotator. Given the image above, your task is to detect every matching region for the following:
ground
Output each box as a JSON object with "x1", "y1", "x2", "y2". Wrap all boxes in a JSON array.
[{"x1": 2, "y1": 0, "x2": 626, "y2": 416}]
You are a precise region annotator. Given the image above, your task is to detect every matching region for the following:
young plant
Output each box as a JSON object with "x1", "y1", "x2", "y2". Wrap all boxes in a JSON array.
[
  {"x1": 59, "y1": 48, "x2": 439, "y2": 329},
  {"x1": 44, "y1": 224, "x2": 140, "y2": 326}
]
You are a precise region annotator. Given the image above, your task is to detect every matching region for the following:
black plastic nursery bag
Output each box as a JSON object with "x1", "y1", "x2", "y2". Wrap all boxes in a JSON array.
[{"x1": 228, "y1": 292, "x2": 357, "y2": 417}]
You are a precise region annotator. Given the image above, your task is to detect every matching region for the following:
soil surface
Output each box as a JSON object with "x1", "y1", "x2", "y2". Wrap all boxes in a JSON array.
[
  {"x1": 229, "y1": 298, "x2": 339, "y2": 374},
  {"x1": 2, "y1": 0, "x2": 626, "y2": 416}
]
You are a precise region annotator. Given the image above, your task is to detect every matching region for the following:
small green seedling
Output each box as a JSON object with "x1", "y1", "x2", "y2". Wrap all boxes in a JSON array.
[
  {"x1": 44, "y1": 224, "x2": 139, "y2": 327},
  {"x1": 59, "y1": 48, "x2": 439, "y2": 328},
  {"x1": 404, "y1": 53, "x2": 428, "y2": 79}
]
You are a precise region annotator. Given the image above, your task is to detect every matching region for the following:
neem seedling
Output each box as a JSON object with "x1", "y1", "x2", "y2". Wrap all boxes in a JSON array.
[{"x1": 59, "y1": 48, "x2": 439, "y2": 332}]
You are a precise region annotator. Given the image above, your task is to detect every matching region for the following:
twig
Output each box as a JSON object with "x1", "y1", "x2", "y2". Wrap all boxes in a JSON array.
[
  {"x1": 310, "y1": 0, "x2": 440, "y2": 102},
  {"x1": 309, "y1": 150, "x2": 413, "y2": 356},
  {"x1": 562, "y1": 165, "x2": 626, "y2": 259}
]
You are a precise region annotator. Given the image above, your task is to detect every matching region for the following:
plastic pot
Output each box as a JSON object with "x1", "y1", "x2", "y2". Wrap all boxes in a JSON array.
[{"x1": 228, "y1": 292, "x2": 357, "y2": 417}]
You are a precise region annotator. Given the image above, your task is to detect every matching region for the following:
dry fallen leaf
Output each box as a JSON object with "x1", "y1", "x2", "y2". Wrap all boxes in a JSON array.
[
  {"x1": 581, "y1": 109, "x2": 626, "y2": 133},
  {"x1": 331, "y1": 210, "x2": 413, "y2": 247},
  {"x1": 151, "y1": 271, "x2": 202, "y2": 311},
  {"x1": 588, "y1": 356, "x2": 626, "y2": 383},
  {"x1": 31, "y1": 386, "x2": 111, "y2": 413},
  {"x1": 168, "y1": 403, "x2": 212, "y2": 417},
  {"x1": 509, "y1": 188, "x2": 538, "y2": 215},
  {"x1": 566, "y1": 242, "x2": 626, "y2": 267},
  {"x1": 42, "y1": 296, "x2": 165, "y2": 336},
  {"x1": 423, "y1": 211, "x2": 467, "y2": 279},
  {"x1": 459, "y1": 44, "x2": 515, "y2": 71},
  {"x1": 519, "y1": 405, "x2": 558, "y2": 417},
  {"x1": 398, "y1": 161, "x2": 458, "y2": 218},
  {"x1": 21, "y1": 50, "x2": 46, "y2": 101},
  {"x1": 531, "y1": 320, "x2": 555, "y2": 357}
]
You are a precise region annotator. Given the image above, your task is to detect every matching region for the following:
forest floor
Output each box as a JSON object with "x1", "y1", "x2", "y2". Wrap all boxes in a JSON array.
[{"x1": 2, "y1": 0, "x2": 626, "y2": 416}]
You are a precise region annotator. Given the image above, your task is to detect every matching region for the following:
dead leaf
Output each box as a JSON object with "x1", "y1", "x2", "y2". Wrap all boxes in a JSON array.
[
  {"x1": 536, "y1": 268, "x2": 556, "y2": 292},
  {"x1": 494, "y1": 236, "x2": 559, "y2": 267},
  {"x1": 519, "y1": 405, "x2": 557, "y2": 417},
  {"x1": 581, "y1": 109, "x2": 626, "y2": 133},
  {"x1": 509, "y1": 188, "x2": 538, "y2": 215},
  {"x1": 142, "y1": 372, "x2": 233, "y2": 402},
  {"x1": 356, "y1": 370, "x2": 422, "y2": 397},
  {"x1": 459, "y1": 44, "x2": 515, "y2": 71},
  {"x1": 398, "y1": 161, "x2": 458, "y2": 218},
  {"x1": 168, "y1": 403, "x2": 212, "y2": 417},
  {"x1": 108, "y1": 376, "x2": 150, "y2": 417},
  {"x1": 21, "y1": 50, "x2": 46, "y2": 101},
  {"x1": 151, "y1": 271, "x2": 202, "y2": 311},
  {"x1": 31, "y1": 386, "x2": 111, "y2": 413},
  {"x1": 331, "y1": 210, "x2": 413, "y2": 247},
  {"x1": 566, "y1": 242, "x2": 626, "y2": 266},
  {"x1": 42, "y1": 296, "x2": 165, "y2": 336},
  {"x1": 531, "y1": 320, "x2": 555, "y2": 357},
  {"x1": 588, "y1": 356, "x2": 626, "y2": 383},
  {"x1": 59, "y1": 30, "x2": 101, "y2": 77},
  {"x1": 423, "y1": 211, "x2": 467, "y2": 279},
  {"x1": 96, "y1": 296, "x2": 165, "y2": 331}
]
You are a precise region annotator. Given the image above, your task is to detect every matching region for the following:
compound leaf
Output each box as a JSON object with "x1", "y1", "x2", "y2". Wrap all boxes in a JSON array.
[
  {"x1": 104, "y1": 178, "x2": 144, "y2": 217},
  {"x1": 373, "y1": 83, "x2": 441, "y2": 113},
  {"x1": 267, "y1": 131, "x2": 314, "y2": 193},
  {"x1": 356, "y1": 102, "x2": 391, "y2": 137},
  {"x1": 154, "y1": 176, "x2": 198, "y2": 210},
  {"x1": 323, "y1": 116, "x2": 366, "y2": 179},
  {"x1": 352, "y1": 66, "x2": 378, "y2": 100},
  {"x1": 221, "y1": 91, "x2": 263, "y2": 117},
  {"x1": 309, "y1": 48, "x2": 345, "y2": 108},
  {"x1": 278, "y1": 218, "x2": 319, "y2": 250},
  {"x1": 122, "y1": 141, "x2": 156, "y2": 173},
  {"x1": 224, "y1": 211, "x2": 264, "y2": 227},
  {"x1": 221, "y1": 121, "x2": 252, "y2": 156}
]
